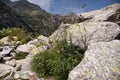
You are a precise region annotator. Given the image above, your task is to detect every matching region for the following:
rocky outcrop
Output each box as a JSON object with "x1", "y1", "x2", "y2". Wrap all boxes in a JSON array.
[
  {"x1": 68, "y1": 40, "x2": 120, "y2": 80},
  {"x1": 50, "y1": 21, "x2": 120, "y2": 49},
  {"x1": 49, "y1": 23, "x2": 71, "y2": 42},
  {"x1": 67, "y1": 21, "x2": 120, "y2": 49},
  {"x1": 81, "y1": 4, "x2": 120, "y2": 25}
]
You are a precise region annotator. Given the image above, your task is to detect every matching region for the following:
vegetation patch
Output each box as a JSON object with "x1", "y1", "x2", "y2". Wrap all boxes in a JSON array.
[
  {"x1": 32, "y1": 39, "x2": 85, "y2": 80},
  {"x1": 14, "y1": 52, "x2": 28, "y2": 60},
  {"x1": 0, "y1": 28, "x2": 33, "y2": 44}
]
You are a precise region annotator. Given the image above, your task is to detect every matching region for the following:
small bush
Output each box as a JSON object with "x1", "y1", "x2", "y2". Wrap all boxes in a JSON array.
[
  {"x1": 0, "y1": 28, "x2": 33, "y2": 44},
  {"x1": 14, "y1": 52, "x2": 28, "y2": 60},
  {"x1": 32, "y1": 39, "x2": 84, "y2": 80}
]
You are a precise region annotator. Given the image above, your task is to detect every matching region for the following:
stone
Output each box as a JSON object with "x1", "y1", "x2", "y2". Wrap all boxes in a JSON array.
[
  {"x1": 37, "y1": 35, "x2": 49, "y2": 45},
  {"x1": 49, "y1": 23, "x2": 71, "y2": 42},
  {"x1": 0, "y1": 64, "x2": 13, "y2": 77},
  {"x1": 0, "y1": 36, "x2": 10, "y2": 44},
  {"x1": 16, "y1": 41, "x2": 21, "y2": 46},
  {"x1": 3, "y1": 57, "x2": 12, "y2": 61},
  {"x1": 68, "y1": 40, "x2": 120, "y2": 80},
  {"x1": 15, "y1": 54, "x2": 38, "y2": 79},
  {"x1": 14, "y1": 71, "x2": 35, "y2": 79},
  {"x1": 15, "y1": 59, "x2": 25, "y2": 65},
  {"x1": 66, "y1": 21, "x2": 120, "y2": 49},
  {"x1": 4, "y1": 76, "x2": 12, "y2": 80},
  {"x1": 16, "y1": 44, "x2": 36, "y2": 53},
  {"x1": 12, "y1": 36, "x2": 18, "y2": 41},
  {"x1": 6, "y1": 41, "x2": 16, "y2": 47},
  {"x1": 27, "y1": 39, "x2": 38, "y2": 45},
  {"x1": 16, "y1": 44, "x2": 29, "y2": 53},
  {"x1": 5, "y1": 59, "x2": 16, "y2": 67},
  {"x1": 21, "y1": 54, "x2": 33, "y2": 71},
  {"x1": 16, "y1": 41, "x2": 21, "y2": 44},
  {"x1": 0, "y1": 46, "x2": 13, "y2": 57},
  {"x1": 14, "y1": 64, "x2": 22, "y2": 71},
  {"x1": 14, "y1": 72, "x2": 20, "y2": 79},
  {"x1": 10, "y1": 52, "x2": 16, "y2": 57}
]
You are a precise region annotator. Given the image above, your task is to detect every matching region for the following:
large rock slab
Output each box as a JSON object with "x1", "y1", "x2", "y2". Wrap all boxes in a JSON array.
[
  {"x1": 68, "y1": 40, "x2": 120, "y2": 80},
  {"x1": 16, "y1": 44, "x2": 36, "y2": 53},
  {"x1": 81, "y1": 3, "x2": 120, "y2": 25},
  {"x1": 67, "y1": 21, "x2": 120, "y2": 49},
  {"x1": 50, "y1": 21, "x2": 120, "y2": 49}
]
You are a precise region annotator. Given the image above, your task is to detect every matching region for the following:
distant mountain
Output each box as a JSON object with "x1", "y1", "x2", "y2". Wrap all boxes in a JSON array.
[
  {"x1": 0, "y1": 0, "x2": 60, "y2": 36},
  {"x1": 1, "y1": 0, "x2": 82, "y2": 36},
  {"x1": 10, "y1": 0, "x2": 62, "y2": 36},
  {"x1": 0, "y1": 1, "x2": 32, "y2": 31}
]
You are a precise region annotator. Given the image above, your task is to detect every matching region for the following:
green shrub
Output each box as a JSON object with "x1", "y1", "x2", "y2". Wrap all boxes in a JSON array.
[
  {"x1": 32, "y1": 39, "x2": 84, "y2": 80},
  {"x1": 0, "y1": 42, "x2": 3, "y2": 47},
  {"x1": 0, "y1": 28, "x2": 33, "y2": 44},
  {"x1": 14, "y1": 52, "x2": 28, "y2": 60}
]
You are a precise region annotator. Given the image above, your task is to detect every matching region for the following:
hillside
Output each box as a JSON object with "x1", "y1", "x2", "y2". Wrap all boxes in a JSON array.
[
  {"x1": 3, "y1": 0, "x2": 61, "y2": 36},
  {"x1": 0, "y1": 1, "x2": 32, "y2": 31}
]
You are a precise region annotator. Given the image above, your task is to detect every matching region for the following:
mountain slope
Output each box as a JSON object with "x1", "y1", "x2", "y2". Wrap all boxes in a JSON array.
[
  {"x1": 0, "y1": 1, "x2": 32, "y2": 31},
  {"x1": 8, "y1": 0, "x2": 60, "y2": 36}
]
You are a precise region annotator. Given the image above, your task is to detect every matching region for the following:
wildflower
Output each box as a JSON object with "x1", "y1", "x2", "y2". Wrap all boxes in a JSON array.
[{"x1": 46, "y1": 45, "x2": 50, "y2": 50}]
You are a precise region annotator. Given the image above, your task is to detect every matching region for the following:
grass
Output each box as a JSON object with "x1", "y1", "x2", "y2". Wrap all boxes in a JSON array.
[
  {"x1": 0, "y1": 27, "x2": 33, "y2": 44},
  {"x1": 14, "y1": 52, "x2": 28, "y2": 60},
  {"x1": 0, "y1": 42, "x2": 3, "y2": 47},
  {"x1": 31, "y1": 39, "x2": 84, "y2": 80}
]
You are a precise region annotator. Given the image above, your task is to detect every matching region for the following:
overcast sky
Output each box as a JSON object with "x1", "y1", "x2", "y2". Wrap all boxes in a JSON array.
[{"x1": 11, "y1": 0, "x2": 120, "y2": 15}]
